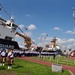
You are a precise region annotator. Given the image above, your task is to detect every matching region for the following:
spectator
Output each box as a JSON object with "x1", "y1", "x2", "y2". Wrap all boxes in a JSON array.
[
  {"x1": 1, "y1": 49, "x2": 6, "y2": 66},
  {"x1": 68, "y1": 49, "x2": 72, "y2": 57},
  {"x1": 63, "y1": 50, "x2": 68, "y2": 56},
  {"x1": 7, "y1": 48, "x2": 14, "y2": 69}
]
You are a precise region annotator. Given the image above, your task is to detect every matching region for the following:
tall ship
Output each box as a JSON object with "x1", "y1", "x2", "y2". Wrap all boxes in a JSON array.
[
  {"x1": 0, "y1": 4, "x2": 32, "y2": 49},
  {"x1": 0, "y1": 17, "x2": 20, "y2": 49},
  {"x1": 0, "y1": 16, "x2": 32, "y2": 49}
]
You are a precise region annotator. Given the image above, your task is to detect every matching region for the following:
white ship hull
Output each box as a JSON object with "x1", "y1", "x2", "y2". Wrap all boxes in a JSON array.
[
  {"x1": 0, "y1": 17, "x2": 19, "y2": 49},
  {"x1": 0, "y1": 25, "x2": 15, "y2": 40}
]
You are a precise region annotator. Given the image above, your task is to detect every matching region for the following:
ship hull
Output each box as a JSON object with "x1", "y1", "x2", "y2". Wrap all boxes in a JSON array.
[{"x1": 0, "y1": 38, "x2": 19, "y2": 49}]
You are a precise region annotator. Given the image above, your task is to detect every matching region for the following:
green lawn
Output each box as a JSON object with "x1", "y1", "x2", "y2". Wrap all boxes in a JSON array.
[
  {"x1": 0, "y1": 58, "x2": 71, "y2": 75},
  {"x1": 35, "y1": 55, "x2": 75, "y2": 67}
]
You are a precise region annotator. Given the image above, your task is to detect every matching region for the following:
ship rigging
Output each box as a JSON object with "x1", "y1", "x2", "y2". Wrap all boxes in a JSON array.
[{"x1": 0, "y1": 3, "x2": 32, "y2": 49}]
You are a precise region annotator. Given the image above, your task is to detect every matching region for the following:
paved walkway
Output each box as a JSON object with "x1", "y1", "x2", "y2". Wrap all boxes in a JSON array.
[{"x1": 20, "y1": 57, "x2": 75, "y2": 75}]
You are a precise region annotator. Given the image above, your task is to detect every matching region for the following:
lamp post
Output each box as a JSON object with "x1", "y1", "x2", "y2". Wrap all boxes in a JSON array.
[
  {"x1": 39, "y1": 33, "x2": 48, "y2": 47},
  {"x1": 39, "y1": 37, "x2": 43, "y2": 47}
]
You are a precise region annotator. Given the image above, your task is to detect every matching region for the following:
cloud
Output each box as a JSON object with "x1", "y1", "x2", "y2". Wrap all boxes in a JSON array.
[
  {"x1": 18, "y1": 24, "x2": 36, "y2": 31},
  {"x1": 66, "y1": 30, "x2": 75, "y2": 34},
  {"x1": 15, "y1": 31, "x2": 75, "y2": 50},
  {"x1": 15, "y1": 34, "x2": 25, "y2": 48},
  {"x1": 64, "y1": 38, "x2": 74, "y2": 43},
  {"x1": 53, "y1": 27, "x2": 62, "y2": 30},
  {"x1": 18, "y1": 41, "x2": 25, "y2": 48},
  {"x1": 27, "y1": 24, "x2": 36, "y2": 30},
  {"x1": 25, "y1": 32, "x2": 32, "y2": 37},
  {"x1": 42, "y1": 33, "x2": 48, "y2": 36},
  {"x1": 19, "y1": 25, "x2": 25, "y2": 29},
  {"x1": 56, "y1": 38, "x2": 75, "y2": 50},
  {"x1": 37, "y1": 36, "x2": 75, "y2": 50}
]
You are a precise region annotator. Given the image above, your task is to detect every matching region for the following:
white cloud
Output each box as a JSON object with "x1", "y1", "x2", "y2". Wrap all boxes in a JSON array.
[
  {"x1": 18, "y1": 24, "x2": 36, "y2": 31},
  {"x1": 42, "y1": 33, "x2": 48, "y2": 36},
  {"x1": 19, "y1": 25, "x2": 25, "y2": 29},
  {"x1": 53, "y1": 27, "x2": 62, "y2": 30},
  {"x1": 67, "y1": 39, "x2": 75, "y2": 43},
  {"x1": 27, "y1": 24, "x2": 36, "y2": 30},
  {"x1": 15, "y1": 31, "x2": 75, "y2": 50},
  {"x1": 25, "y1": 32, "x2": 32, "y2": 37},
  {"x1": 56, "y1": 38, "x2": 75, "y2": 50},
  {"x1": 18, "y1": 41, "x2": 25, "y2": 48},
  {"x1": 37, "y1": 36, "x2": 75, "y2": 50},
  {"x1": 15, "y1": 35, "x2": 25, "y2": 48},
  {"x1": 66, "y1": 30, "x2": 75, "y2": 34}
]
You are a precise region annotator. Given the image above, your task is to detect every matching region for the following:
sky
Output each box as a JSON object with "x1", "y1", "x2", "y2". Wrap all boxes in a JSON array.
[{"x1": 0, "y1": 0, "x2": 75, "y2": 50}]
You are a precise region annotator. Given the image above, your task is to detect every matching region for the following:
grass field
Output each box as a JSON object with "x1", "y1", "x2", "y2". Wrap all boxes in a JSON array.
[
  {"x1": 0, "y1": 58, "x2": 71, "y2": 75},
  {"x1": 35, "y1": 55, "x2": 75, "y2": 67}
]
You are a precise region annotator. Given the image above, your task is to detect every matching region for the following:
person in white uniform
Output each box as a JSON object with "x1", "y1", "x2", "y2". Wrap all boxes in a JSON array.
[
  {"x1": 1, "y1": 50, "x2": 6, "y2": 66},
  {"x1": 7, "y1": 49, "x2": 14, "y2": 69}
]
